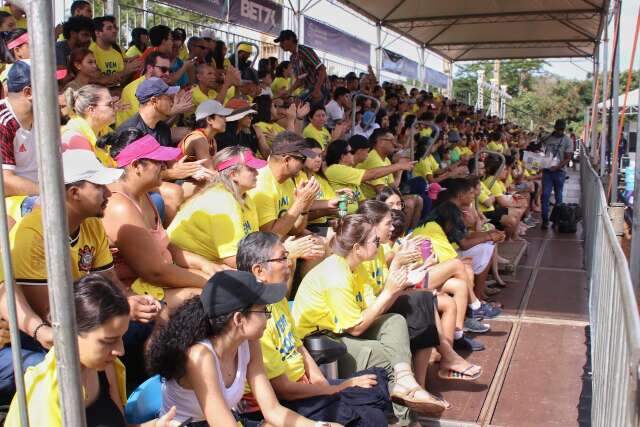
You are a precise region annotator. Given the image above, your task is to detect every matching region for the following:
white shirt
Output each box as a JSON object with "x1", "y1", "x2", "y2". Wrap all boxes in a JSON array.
[
  {"x1": 325, "y1": 99, "x2": 344, "y2": 129},
  {"x1": 162, "y1": 339, "x2": 251, "y2": 423}
]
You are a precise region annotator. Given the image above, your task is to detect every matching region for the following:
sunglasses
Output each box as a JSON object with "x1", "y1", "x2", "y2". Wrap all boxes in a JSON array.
[
  {"x1": 92, "y1": 100, "x2": 116, "y2": 109},
  {"x1": 154, "y1": 65, "x2": 171, "y2": 73}
]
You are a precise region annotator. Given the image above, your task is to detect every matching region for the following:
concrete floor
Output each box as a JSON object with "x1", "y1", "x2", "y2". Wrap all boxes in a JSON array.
[{"x1": 419, "y1": 169, "x2": 590, "y2": 427}]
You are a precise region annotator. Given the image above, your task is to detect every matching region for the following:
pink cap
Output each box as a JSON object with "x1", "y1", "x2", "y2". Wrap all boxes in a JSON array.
[
  {"x1": 427, "y1": 182, "x2": 445, "y2": 200},
  {"x1": 7, "y1": 33, "x2": 28, "y2": 50},
  {"x1": 115, "y1": 134, "x2": 181, "y2": 167},
  {"x1": 215, "y1": 150, "x2": 267, "y2": 172}
]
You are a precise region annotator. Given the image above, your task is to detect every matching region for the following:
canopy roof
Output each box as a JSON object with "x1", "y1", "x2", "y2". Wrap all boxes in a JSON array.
[{"x1": 335, "y1": 0, "x2": 609, "y2": 61}]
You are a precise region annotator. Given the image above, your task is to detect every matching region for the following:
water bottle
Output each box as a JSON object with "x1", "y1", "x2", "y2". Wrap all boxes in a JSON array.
[{"x1": 338, "y1": 194, "x2": 348, "y2": 217}]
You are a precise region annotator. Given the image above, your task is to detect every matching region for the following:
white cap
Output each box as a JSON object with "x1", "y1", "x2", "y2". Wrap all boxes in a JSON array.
[
  {"x1": 195, "y1": 100, "x2": 233, "y2": 122},
  {"x1": 201, "y1": 29, "x2": 215, "y2": 39},
  {"x1": 63, "y1": 150, "x2": 124, "y2": 185}
]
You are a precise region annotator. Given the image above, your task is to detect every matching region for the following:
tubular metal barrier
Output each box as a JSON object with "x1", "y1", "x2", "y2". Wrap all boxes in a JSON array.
[
  {"x1": 408, "y1": 120, "x2": 435, "y2": 162},
  {"x1": 580, "y1": 144, "x2": 640, "y2": 427},
  {"x1": 234, "y1": 41, "x2": 260, "y2": 76},
  {"x1": 475, "y1": 150, "x2": 506, "y2": 192}
]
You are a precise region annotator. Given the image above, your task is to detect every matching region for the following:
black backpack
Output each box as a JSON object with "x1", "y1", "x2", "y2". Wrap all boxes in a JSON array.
[{"x1": 551, "y1": 203, "x2": 582, "y2": 233}]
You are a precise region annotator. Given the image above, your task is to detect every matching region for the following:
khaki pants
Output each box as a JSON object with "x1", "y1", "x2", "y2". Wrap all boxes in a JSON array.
[{"x1": 337, "y1": 313, "x2": 413, "y2": 425}]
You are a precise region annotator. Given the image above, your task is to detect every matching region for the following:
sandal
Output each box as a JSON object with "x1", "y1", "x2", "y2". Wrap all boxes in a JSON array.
[
  {"x1": 438, "y1": 365, "x2": 482, "y2": 381},
  {"x1": 390, "y1": 383, "x2": 450, "y2": 415}
]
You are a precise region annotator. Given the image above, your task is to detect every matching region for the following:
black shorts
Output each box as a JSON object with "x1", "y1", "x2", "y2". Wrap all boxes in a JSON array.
[
  {"x1": 485, "y1": 206, "x2": 509, "y2": 230},
  {"x1": 388, "y1": 291, "x2": 439, "y2": 351}
]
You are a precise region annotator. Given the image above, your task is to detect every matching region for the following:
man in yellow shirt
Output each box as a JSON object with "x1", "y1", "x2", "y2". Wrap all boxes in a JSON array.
[
  {"x1": 117, "y1": 51, "x2": 172, "y2": 126},
  {"x1": 358, "y1": 129, "x2": 422, "y2": 228},
  {"x1": 248, "y1": 132, "x2": 320, "y2": 237},
  {"x1": 90, "y1": 16, "x2": 141, "y2": 86},
  {"x1": 236, "y1": 232, "x2": 390, "y2": 424},
  {"x1": 191, "y1": 63, "x2": 238, "y2": 110}
]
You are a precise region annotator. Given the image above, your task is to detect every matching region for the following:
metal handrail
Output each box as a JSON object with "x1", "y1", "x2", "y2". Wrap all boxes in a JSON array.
[
  {"x1": 475, "y1": 149, "x2": 506, "y2": 191},
  {"x1": 407, "y1": 120, "x2": 436, "y2": 162},
  {"x1": 350, "y1": 93, "x2": 381, "y2": 133}
]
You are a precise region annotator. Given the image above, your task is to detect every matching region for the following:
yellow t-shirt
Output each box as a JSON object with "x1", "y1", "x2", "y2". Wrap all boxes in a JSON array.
[
  {"x1": 292, "y1": 254, "x2": 368, "y2": 339},
  {"x1": 61, "y1": 117, "x2": 116, "y2": 167},
  {"x1": 258, "y1": 298, "x2": 305, "y2": 382},
  {"x1": 125, "y1": 45, "x2": 143, "y2": 58},
  {"x1": 325, "y1": 164, "x2": 365, "y2": 213},
  {"x1": 10, "y1": 208, "x2": 114, "y2": 285},
  {"x1": 294, "y1": 172, "x2": 336, "y2": 224},
  {"x1": 357, "y1": 149, "x2": 394, "y2": 199},
  {"x1": 5, "y1": 349, "x2": 126, "y2": 427},
  {"x1": 1, "y1": 6, "x2": 26, "y2": 29},
  {"x1": 191, "y1": 85, "x2": 235, "y2": 111},
  {"x1": 419, "y1": 128, "x2": 433, "y2": 138},
  {"x1": 487, "y1": 141, "x2": 504, "y2": 153},
  {"x1": 460, "y1": 146, "x2": 474, "y2": 157},
  {"x1": 483, "y1": 177, "x2": 506, "y2": 197},
  {"x1": 478, "y1": 181, "x2": 495, "y2": 213},
  {"x1": 302, "y1": 124, "x2": 331, "y2": 150},
  {"x1": 89, "y1": 41, "x2": 124, "y2": 75},
  {"x1": 167, "y1": 184, "x2": 259, "y2": 262},
  {"x1": 248, "y1": 166, "x2": 297, "y2": 228},
  {"x1": 359, "y1": 246, "x2": 389, "y2": 304},
  {"x1": 116, "y1": 75, "x2": 144, "y2": 126},
  {"x1": 178, "y1": 45, "x2": 189, "y2": 61},
  {"x1": 412, "y1": 221, "x2": 458, "y2": 262},
  {"x1": 253, "y1": 122, "x2": 285, "y2": 148}
]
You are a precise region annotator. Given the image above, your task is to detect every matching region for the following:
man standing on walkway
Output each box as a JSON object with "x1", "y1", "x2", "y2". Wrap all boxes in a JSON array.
[{"x1": 541, "y1": 119, "x2": 573, "y2": 230}]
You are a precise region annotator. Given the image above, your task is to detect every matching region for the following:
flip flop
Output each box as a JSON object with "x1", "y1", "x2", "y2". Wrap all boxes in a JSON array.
[
  {"x1": 438, "y1": 365, "x2": 482, "y2": 381},
  {"x1": 390, "y1": 385, "x2": 450, "y2": 415}
]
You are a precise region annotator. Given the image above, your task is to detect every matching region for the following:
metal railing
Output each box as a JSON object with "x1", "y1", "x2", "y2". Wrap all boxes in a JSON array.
[{"x1": 581, "y1": 145, "x2": 640, "y2": 427}]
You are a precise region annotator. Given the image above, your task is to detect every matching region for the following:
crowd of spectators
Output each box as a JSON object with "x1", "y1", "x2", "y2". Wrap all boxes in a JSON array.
[{"x1": 0, "y1": 1, "x2": 571, "y2": 426}]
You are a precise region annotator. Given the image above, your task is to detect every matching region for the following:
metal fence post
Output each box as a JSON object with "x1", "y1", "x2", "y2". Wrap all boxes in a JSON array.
[
  {"x1": 610, "y1": 1, "x2": 621, "y2": 204},
  {"x1": 25, "y1": 1, "x2": 87, "y2": 426},
  {"x1": 600, "y1": 20, "x2": 610, "y2": 177},
  {"x1": 630, "y1": 67, "x2": 640, "y2": 291}
]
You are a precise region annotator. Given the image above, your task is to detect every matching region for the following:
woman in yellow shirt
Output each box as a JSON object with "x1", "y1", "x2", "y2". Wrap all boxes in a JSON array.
[
  {"x1": 124, "y1": 27, "x2": 149, "y2": 58},
  {"x1": 6, "y1": 275, "x2": 178, "y2": 426},
  {"x1": 272, "y1": 60, "x2": 296, "y2": 98},
  {"x1": 293, "y1": 215, "x2": 451, "y2": 418},
  {"x1": 61, "y1": 84, "x2": 117, "y2": 166},
  {"x1": 483, "y1": 156, "x2": 528, "y2": 239},
  {"x1": 168, "y1": 146, "x2": 265, "y2": 269},
  {"x1": 253, "y1": 95, "x2": 299, "y2": 149},
  {"x1": 302, "y1": 106, "x2": 335, "y2": 150}
]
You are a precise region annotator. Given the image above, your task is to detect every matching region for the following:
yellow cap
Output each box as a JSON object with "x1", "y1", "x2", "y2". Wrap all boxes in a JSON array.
[{"x1": 237, "y1": 43, "x2": 252, "y2": 54}]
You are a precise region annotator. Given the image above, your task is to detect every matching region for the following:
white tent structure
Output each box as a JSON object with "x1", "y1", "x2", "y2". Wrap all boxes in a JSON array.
[
  {"x1": 334, "y1": 0, "x2": 608, "y2": 61},
  {"x1": 598, "y1": 88, "x2": 640, "y2": 110}
]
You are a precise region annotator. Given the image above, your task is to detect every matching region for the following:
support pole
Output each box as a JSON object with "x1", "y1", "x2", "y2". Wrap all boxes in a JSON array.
[
  {"x1": 610, "y1": 2, "x2": 621, "y2": 204},
  {"x1": 25, "y1": 2, "x2": 86, "y2": 426},
  {"x1": 375, "y1": 22, "x2": 382, "y2": 80},
  {"x1": 590, "y1": 44, "x2": 600, "y2": 158},
  {"x1": 600, "y1": 20, "x2": 610, "y2": 177},
  {"x1": 630, "y1": 67, "x2": 640, "y2": 290},
  {"x1": 142, "y1": 0, "x2": 148, "y2": 28},
  {"x1": 476, "y1": 69, "x2": 485, "y2": 110}
]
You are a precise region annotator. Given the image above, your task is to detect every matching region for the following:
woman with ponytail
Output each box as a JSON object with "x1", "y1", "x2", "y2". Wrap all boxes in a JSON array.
[
  {"x1": 61, "y1": 83, "x2": 117, "y2": 166},
  {"x1": 292, "y1": 214, "x2": 451, "y2": 421},
  {"x1": 146, "y1": 270, "x2": 334, "y2": 426}
]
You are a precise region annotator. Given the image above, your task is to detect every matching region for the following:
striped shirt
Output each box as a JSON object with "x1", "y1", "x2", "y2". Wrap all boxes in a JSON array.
[
  {"x1": 290, "y1": 44, "x2": 330, "y2": 95},
  {"x1": 0, "y1": 99, "x2": 38, "y2": 182}
]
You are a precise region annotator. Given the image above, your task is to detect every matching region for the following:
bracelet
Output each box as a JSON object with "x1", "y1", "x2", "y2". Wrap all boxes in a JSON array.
[{"x1": 32, "y1": 322, "x2": 49, "y2": 342}]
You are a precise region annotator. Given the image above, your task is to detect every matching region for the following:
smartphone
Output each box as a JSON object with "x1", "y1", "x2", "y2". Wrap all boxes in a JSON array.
[{"x1": 420, "y1": 240, "x2": 432, "y2": 262}]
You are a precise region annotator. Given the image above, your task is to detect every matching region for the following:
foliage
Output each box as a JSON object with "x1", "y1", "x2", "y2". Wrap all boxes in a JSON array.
[{"x1": 454, "y1": 58, "x2": 639, "y2": 132}]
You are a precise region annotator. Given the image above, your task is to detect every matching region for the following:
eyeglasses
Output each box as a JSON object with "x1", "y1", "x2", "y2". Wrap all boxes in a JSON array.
[
  {"x1": 260, "y1": 252, "x2": 290, "y2": 264},
  {"x1": 154, "y1": 65, "x2": 171, "y2": 74},
  {"x1": 245, "y1": 307, "x2": 272, "y2": 319},
  {"x1": 92, "y1": 100, "x2": 116, "y2": 109},
  {"x1": 289, "y1": 155, "x2": 306, "y2": 163}
]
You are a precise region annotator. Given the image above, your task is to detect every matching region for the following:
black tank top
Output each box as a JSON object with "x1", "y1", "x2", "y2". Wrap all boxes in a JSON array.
[{"x1": 85, "y1": 371, "x2": 126, "y2": 427}]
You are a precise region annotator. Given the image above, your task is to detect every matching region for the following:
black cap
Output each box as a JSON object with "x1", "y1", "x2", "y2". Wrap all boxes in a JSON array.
[
  {"x1": 200, "y1": 271, "x2": 287, "y2": 318},
  {"x1": 272, "y1": 135, "x2": 318, "y2": 158},
  {"x1": 274, "y1": 29, "x2": 297, "y2": 43},
  {"x1": 554, "y1": 119, "x2": 566, "y2": 131}
]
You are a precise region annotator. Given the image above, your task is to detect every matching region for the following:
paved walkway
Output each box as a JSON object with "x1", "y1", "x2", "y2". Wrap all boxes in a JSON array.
[{"x1": 419, "y1": 169, "x2": 590, "y2": 426}]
